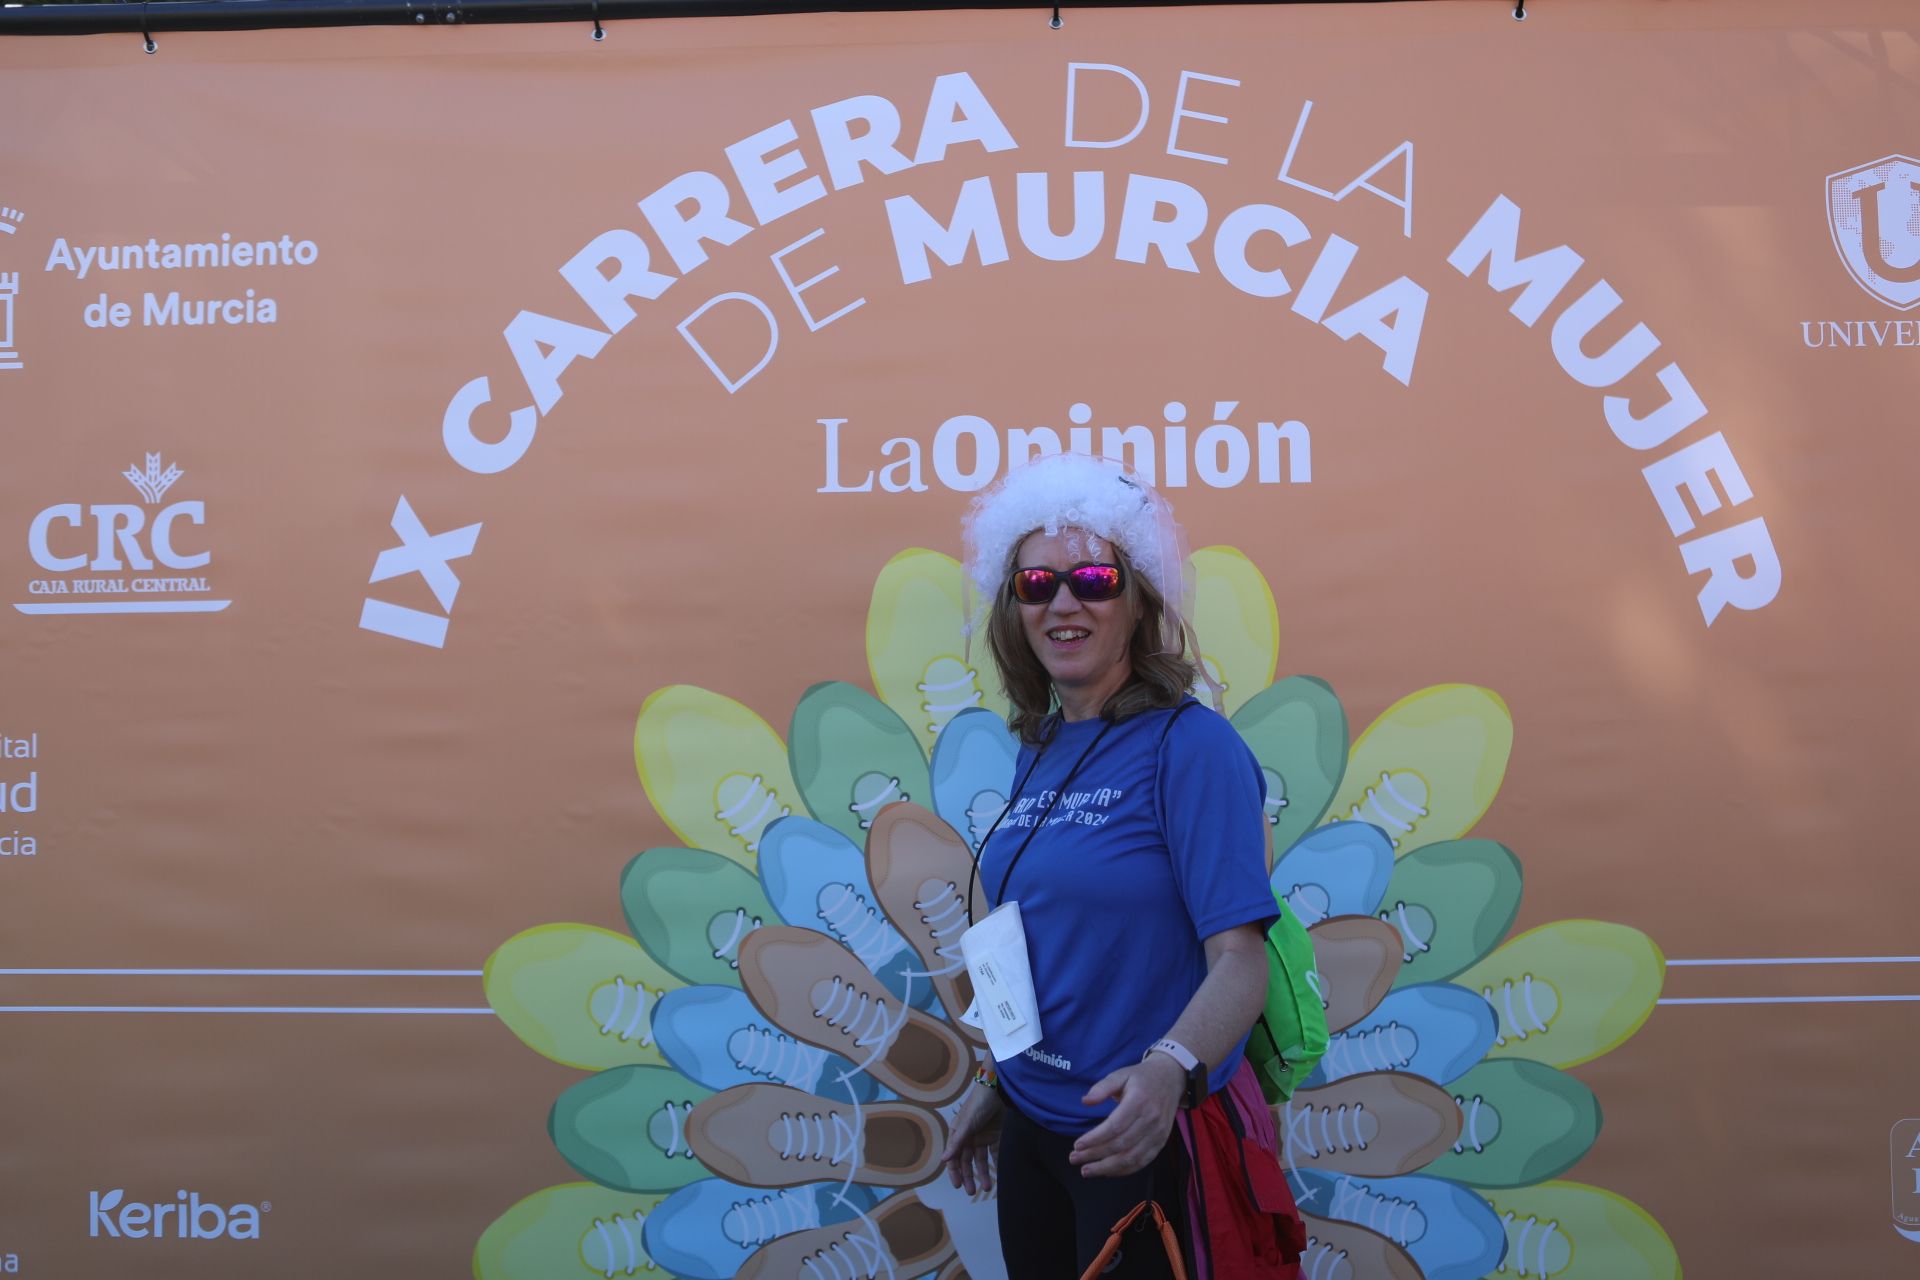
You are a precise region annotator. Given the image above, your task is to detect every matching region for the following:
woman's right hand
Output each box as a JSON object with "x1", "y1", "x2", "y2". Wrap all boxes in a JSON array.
[{"x1": 941, "y1": 1082, "x2": 1006, "y2": 1197}]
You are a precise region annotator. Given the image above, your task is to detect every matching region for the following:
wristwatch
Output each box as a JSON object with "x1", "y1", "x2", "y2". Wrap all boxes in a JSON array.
[{"x1": 1143, "y1": 1038, "x2": 1208, "y2": 1110}]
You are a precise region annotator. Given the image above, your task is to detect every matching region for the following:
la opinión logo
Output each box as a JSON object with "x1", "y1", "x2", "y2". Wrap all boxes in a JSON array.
[{"x1": 87, "y1": 1188, "x2": 268, "y2": 1240}]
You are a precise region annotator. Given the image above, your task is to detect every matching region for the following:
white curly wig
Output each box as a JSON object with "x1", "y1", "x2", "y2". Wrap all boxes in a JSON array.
[{"x1": 960, "y1": 452, "x2": 1197, "y2": 663}]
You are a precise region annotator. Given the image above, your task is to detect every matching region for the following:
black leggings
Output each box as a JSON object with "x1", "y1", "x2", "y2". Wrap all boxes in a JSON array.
[{"x1": 995, "y1": 1093, "x2": 1191, "y2": 1280}]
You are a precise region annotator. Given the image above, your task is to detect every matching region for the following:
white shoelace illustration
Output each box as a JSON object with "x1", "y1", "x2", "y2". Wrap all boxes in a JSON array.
[
  {"x1": 594, "y1": 977, "x2": 658, "y2": 1046},
  {"x1": 1328, "y1": 1176, "x2": 1428, "y2": 1247},
  {"x1": 651, "y1": 1099, "x2": 697, "y2": 1160},
  {"x1": 1321, "y1": 1020, "x2": 1418, "y2": 1078},
  {"x1": 725, "y1": 1188, "x2": 823, "y2": 1248},
  {"x1": 917, "y1": 658, "x2": 984, "y2": 736},
  {"x1": 584, "y1": 1212, "x2": 656, "y2": 1277},
  {"x1": 730, "y1": 1025, "x2": 829, "y2": 1092},
  {"x1": 1299, "y1": 1234, "x2": 1353, "y2": 1280},
  {"x1": 811, "y1": 977, "x2": 906, "y2": 1069},
  {"x1": 774, "y1": 1108, "x2": 861, "y2": 1169},
  {"x1": 1451, "y1": 1091, "x2": 1490, "y2": 1154},
  {"x1": 1497, "y1": 1209, "x2": 1565, "y2": 1277},
  {"x1": 1346, "y1": 770, "x2": 1428, "y2": 848},
  {"x1": 1283, "y1": 1097, "x2": 1371, "y2": 1161},
  {"x1": 708, "y1": 908, "x2": 764, "y2": 968},
  {"x1": 1482, "y1": 974, "x2": 1553, "y2": 1046},
  {"x1": 816, "y1": 883, "x2": 908, "y2": 972},
  {"x1": 716, "y1": 774, "x2": 790, "y2": 854},
  {"x1": 909, "y1": 876, "x2": 969, "y2": 978},
  {"x1": 1380, "y1": 899, "x2": 1435, "y2": 962}
]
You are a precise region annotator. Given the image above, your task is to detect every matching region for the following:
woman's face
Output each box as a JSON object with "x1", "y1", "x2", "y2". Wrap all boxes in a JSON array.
[{"x1": 1012, "y1": 527, "x2": 1137, "y2": 702}]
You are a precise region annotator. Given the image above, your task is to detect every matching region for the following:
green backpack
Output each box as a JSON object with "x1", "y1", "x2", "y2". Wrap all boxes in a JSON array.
[
  {"x1": 1157, "y1": 701, "x2": 1329, "y2": 1104},
  {"x1": 1245, "y1": 891, "x2": 1330, "y2": 1104}
]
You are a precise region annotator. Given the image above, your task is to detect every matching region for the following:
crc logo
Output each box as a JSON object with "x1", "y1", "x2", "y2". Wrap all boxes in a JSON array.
[
  {"x1": 1827, "y1": 155, "x2": 1920, "y2": 311},
  {"x1": 87, "y1": 1188, "x2": 266, "y2": 1241},
  {"x1": 28, "y1": 454, "x2": 207, "y2": 573},
  {"x1": 15, "y1": 454, "x2": 229, "y2": 616}
]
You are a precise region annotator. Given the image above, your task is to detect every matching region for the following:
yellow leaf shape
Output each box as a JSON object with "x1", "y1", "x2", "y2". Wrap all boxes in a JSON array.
[
  {"x1": 634, "y1": 685, "x2": 798, "y2": 869},
  {"x1": 866, "y1": 548, "x2": 1007, "y2": 752},
  {"x1": 1190, "y1": 546, "x2": 1279, "y2": 715},
  {"x1": 1328, "y1": 684, "x2": 1512, "y2": 857}
]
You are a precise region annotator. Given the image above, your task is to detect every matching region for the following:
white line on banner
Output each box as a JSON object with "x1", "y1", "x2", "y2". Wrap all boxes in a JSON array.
[
  {"x1": 11, "y1": 601, "x2": 232, "y2": 615},
  {"x1": 0, "y1": 968, "x2": 484, "y2": 976},
  {"x1": 1664, "y1": 956, "x2": 1920, "y2": 966},
  {"x1": 0, "y1": 1006, "x2": 497, "y2": 1015},
  {"x1": 1656, "y1": 995, "x2": 1920, "y2": 1005}
]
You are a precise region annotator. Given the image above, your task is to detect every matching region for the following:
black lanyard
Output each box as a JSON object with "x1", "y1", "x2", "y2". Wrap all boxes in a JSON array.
[{"x1": 965, "y1": 716, "x2": 1116, "y2": 923}]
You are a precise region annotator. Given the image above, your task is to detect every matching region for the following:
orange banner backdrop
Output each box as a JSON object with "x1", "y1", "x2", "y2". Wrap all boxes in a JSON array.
[{"x1": 2, "y1": 3, "x2": 1918, "y2": 1277}]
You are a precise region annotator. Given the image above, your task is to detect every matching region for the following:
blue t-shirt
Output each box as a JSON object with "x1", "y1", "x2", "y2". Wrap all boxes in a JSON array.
[{"x1": 979, "y1": 699, "x2": 1276, "y2": 1135}]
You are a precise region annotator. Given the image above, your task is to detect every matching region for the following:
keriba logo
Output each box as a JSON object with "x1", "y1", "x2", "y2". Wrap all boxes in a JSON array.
[{"x1": 87, "y1": 1189, "x2": 266, "y2": 1241}]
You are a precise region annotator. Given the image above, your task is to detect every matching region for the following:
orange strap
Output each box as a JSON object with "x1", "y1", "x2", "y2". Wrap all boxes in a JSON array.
[{"x1": 1076, "y1": 1200, "x2": 1189, "y2": 1280}]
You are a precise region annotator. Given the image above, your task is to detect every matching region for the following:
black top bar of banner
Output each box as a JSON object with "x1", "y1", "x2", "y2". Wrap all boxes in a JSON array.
[{"x1": 0, "y1": 0, "x2": 1451, "y2": 38}]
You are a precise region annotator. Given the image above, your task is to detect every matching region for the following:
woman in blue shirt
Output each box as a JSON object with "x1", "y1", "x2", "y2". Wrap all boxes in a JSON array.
[{"x1": 941, "y1": 452, "x2": 1278, "y2": 1279}]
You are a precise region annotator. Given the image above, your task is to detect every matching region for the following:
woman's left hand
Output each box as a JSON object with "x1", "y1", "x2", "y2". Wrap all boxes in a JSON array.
[{"x1": 1068, "y1": 1051, "x2": 1188, "y2": 1177}]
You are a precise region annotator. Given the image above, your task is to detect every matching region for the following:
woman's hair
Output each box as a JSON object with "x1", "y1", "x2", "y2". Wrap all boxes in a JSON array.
[{"x1": 985, "y1": 534, "x2": 1199, "y2": 744}]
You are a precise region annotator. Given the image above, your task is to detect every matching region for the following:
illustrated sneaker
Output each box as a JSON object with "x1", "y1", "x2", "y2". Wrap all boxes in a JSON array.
[
  {"x1": 1190, "y1": 545, "x2": 1281, "y2": 716},
  {"x1": 485, "y1": 923, "x2": 682, "y2": 1071},
  {"x1": 621, "y1": 846, "x2": 779, "y2": 987},
  {"x1": 757, "y1": 815, "x2": 927, "y2": 1009},
  {"x1": 1326, "y1": 684, "x2": 1513, "y2": 856},
  {"x1": 1424, "y1": 1059, "x2": 1601, "y2": 1189},
  {"x1": 548, "y1": 1064, "x2": 714, "y2": 1193},
  {"x1": 927, "y1": 708, "x2": 1018, "y2": 853},
  {"x1": 1228, "y1": 674, "x2": 1348, "y2": 851},
  {"x1": 652, "y1": 984, "x2": 877, "y2": 1103},
  {"x1": 1307, "y1": 915, "x2": 1403, "y2": 1034},
  {"x1": 740, "y1": 926, "x2": 972, "y2": 1106},
  {"x1": 864, "y1": 802, "x2": 989, "y2": 1032},
  {"x1": 473, "y1": 1182, "x2": 668, "y2": 1280},
  {"x1": 864, "y1": 547, "x2": 1008, "y2": 754},
  {"x1": 736, "y1": 1188, "x2": 953, "y2": 1280},
  {"x1": 634, "y1": 684, "x2": 799, "y2": 864},
  {"x1": 688, "y1": 1083, "x2": 945, "y2": 1188},
  {"x1": 642, "y1": 1178, "x2": 878, "y2": 1280},
  {"x1": 1297, "y1": 1213, "x2": 1421, "y2": 1280},
  {"x1": 1271, "y1": 821, "x2": 1395, "y2": 927},
  {"x1": 788, "y1": 680, "x2": 934, "y2": 848},
  {"x1": 1307, "y1": 982, "x2": 1498, "y2": 1088},
  {"x1": 1480, "y1": 1180, "x2": 1680, "y2": 1279},
  {"x1": 1290, "y1": 1170, "x2": 1506, "y2": 1280},
  {"x1": 1377, "y1": 838, "x2": 1524, "y2": 986},
  {"x1": 1455, "y1": 920, "x2": 1664, "y2": 1069},
  {"x1": 1279, "y1": 1071, "x2": 1462, "y2": 1178}
]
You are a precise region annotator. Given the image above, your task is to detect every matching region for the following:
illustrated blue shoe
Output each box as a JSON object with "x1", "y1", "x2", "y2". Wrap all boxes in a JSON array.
[
  {"x1": 620, "y1": 847, "x2": 779, "y2": 987},
  {"x1": 927, "y1": 707, "x2": 1018, "y2": 851},
  {"x1": 1308, "y1": 982, "x2": 1497, "y2": 1088},
  {"x1": 1271, "y1": 821, "x2": 1395, "y2": 926},
  {"x1": 652, "y1": 985, "x2": 876, "y2": 1102},
  {"x1": 1288, "y1": 1170, "x2": 1506, "y2": 1280},
  {"x1": 642, "y1": 1177, "x2": 878, "y2": 1280},
  {"x1": 756, "y1": 816, "x2": 927, "y2": 1008}
]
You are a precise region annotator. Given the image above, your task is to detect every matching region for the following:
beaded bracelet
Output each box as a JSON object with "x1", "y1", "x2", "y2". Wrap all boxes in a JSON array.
[{"x1": 974, "y1": 1062, "x2": 998, "y2": 1090}]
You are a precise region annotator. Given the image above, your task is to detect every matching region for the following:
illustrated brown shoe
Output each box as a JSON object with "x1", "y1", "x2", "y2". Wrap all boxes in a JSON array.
[
  {"x1": 739, "y1": 926, "x2": 971, "y2": 1107},
  {"x1": 687, "y1": 1082, "x2": 946, "y2": 1189},
  {"x1": 1308, "y1": 915, "x2": 1403, "y2": 1033},
  {"x1": 864, "y1": 802, "x2": 988, "y2": 1035},
  {"x1": 1298, "y1": 1213, "x2": 1422, "y2": 1280},
  {"x1": 737, "y1": 1189, "x2": 952, "y2": 1280},
  {"x1": 1276, "y1": 1070, "x2": 1462, "y2": 1177}
]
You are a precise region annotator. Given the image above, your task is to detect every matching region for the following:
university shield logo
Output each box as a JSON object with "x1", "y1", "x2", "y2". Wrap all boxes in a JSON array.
[{"x1": 1827, "y1": 154, "x2": 1920, "y2": 311}]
